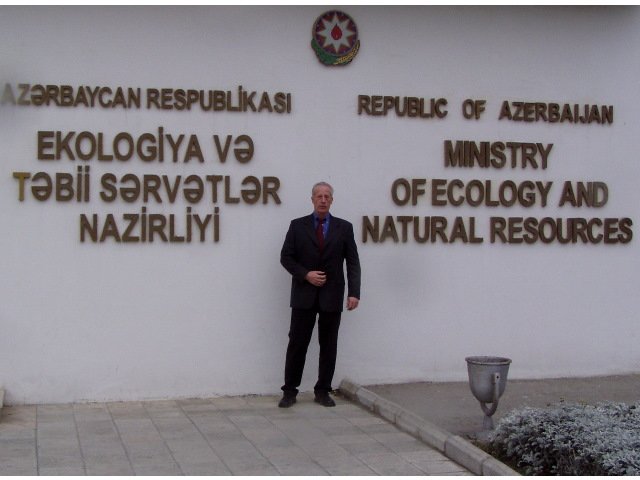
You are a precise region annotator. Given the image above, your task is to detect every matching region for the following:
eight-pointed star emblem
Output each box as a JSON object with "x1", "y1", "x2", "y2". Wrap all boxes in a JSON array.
[{"x1": 311, "y1": 10, "x2": 360, "y2": 66}]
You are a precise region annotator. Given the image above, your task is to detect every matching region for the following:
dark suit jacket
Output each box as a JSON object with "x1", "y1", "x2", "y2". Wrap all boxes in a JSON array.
[{"x1": 281, "y1": 214, "x2": 361, "y2": 312}]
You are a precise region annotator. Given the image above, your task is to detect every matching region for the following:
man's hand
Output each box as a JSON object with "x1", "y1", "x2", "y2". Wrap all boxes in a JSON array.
[
  {"x1": 305, "y1": 271, "x2": 326, "y2": 287},
  {"x1": 346, "y1": 297, "x2": 359, "y2": 311}
]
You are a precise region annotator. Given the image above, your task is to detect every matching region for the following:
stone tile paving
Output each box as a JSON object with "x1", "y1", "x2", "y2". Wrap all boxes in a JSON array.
[{"x1": 0, "y1": 392, "x2": 472, "y2": 475}]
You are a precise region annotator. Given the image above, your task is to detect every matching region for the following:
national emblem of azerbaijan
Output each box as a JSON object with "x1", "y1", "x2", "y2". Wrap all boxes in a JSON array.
[{"x1": 311, "y1": 10, "x2": 360, "y2": 66}]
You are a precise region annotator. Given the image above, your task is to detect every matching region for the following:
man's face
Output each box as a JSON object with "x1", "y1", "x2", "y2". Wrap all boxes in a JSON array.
[{"x1": 312, "y1": 185, "x2": 333, "y2": 218}]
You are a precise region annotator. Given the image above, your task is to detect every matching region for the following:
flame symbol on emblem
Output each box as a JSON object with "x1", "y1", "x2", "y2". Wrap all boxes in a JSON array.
[{"x1": 331, "y1": 25, "x2": 342, "y2": 40}]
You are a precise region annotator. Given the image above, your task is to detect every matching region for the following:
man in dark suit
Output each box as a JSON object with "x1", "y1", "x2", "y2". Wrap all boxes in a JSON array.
[{"x1": 279, "y1": 181, "x2": 361, "y2": 408}]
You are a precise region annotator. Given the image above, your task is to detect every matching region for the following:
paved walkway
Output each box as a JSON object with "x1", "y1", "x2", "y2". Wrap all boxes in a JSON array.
[
  {"x1": 0, "y1": 391, "x2": 471, "y2": 476},
  {"x1": 7, "y1": 375, "x2": 632, "y2": 475}
]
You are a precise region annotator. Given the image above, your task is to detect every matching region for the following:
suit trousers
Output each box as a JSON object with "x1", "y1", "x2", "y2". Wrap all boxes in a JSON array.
[{"x1": 282, "y1": 305, "x2": 341, "y2": 395}]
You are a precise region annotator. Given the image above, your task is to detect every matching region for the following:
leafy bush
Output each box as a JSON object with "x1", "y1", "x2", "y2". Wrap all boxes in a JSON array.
[{"x1": 487, "y1": 402, "x2": 640, "y2": 475}]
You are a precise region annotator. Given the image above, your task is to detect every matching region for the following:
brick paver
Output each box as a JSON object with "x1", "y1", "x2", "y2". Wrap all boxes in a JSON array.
[{"x1": 0, "y1": 392, "x2": 471, "y2": 476}]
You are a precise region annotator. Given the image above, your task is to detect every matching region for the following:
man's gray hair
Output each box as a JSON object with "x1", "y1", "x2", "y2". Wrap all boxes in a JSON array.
[{"x1": 312, "y1": 181, "x2": 334, "y2": 197}]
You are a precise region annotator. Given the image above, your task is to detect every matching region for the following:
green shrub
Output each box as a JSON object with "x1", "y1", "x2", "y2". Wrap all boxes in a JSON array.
[{"x1": 488, "y1": 402, "x2": 640, "y2": 475}]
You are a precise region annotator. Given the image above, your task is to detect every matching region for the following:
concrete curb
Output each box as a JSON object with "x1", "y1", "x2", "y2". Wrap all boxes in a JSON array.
[{"x1": 339, "y1": 378, "x2": 519, "y2": 476}]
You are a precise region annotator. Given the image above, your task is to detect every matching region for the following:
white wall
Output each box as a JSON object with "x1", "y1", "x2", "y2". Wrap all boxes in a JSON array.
[{"x1": 1, "y1": 6, "x2": 639, "y2": 404}]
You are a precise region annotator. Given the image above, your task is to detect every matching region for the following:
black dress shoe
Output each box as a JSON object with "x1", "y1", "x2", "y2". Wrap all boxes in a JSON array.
[
  {"x1": 314, "y1": 392, "x2": 336, "y2": 407},
  {"x1": 278, "y1": 394, "x2": 296, "y2": 408}
]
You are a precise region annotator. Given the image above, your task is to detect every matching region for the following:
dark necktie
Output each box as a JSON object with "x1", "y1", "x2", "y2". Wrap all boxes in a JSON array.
[{"x1": 316, "y1": 218, "x2": 325, "y2": 251}]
